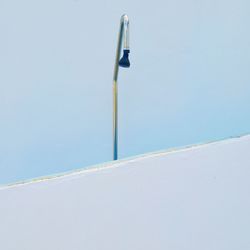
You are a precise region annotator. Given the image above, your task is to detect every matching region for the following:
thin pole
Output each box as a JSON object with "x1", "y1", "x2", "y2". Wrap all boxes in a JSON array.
[
  {"x1": 113, "y1": 82, "x2": 118, "y2": 160},
  {"x1": 113, "y1": 15, "x2": 128, "y2": 160}
]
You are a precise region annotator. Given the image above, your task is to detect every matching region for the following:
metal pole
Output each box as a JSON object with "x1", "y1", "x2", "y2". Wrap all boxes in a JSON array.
[{"x1": 112, "y1": 15, "x2": 130, "y2": 161}]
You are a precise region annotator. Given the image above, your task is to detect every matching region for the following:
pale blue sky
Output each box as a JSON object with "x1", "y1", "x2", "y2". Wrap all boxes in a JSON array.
[{"x1": 0, "y1": 0, "x2": 249, "y2": 184}]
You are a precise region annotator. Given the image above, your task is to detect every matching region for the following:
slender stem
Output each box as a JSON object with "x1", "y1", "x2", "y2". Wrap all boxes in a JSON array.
[
  {"x1": 113, "y1": 15, "x2": 129, "y2": 161},
  {"x1": 113, "y1": 18, "x2": 125, "y2": 160},
  {"x1": 113, "y1": 81, "x2": 118, "y2": 160}
]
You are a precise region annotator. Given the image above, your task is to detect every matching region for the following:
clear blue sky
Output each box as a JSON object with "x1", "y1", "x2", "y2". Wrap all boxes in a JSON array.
[{"x1": 0, "y1": 0, "x2": 249, "y2": 184}]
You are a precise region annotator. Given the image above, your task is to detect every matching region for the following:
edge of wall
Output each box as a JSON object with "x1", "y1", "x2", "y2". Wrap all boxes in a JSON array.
[{"x1": 1, "y1": 133, "x2": 249, "y2": 191}]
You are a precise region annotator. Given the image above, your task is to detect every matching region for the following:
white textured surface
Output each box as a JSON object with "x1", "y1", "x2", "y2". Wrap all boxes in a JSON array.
[{"x1": 0, "y1": 135, "x2": 250, "y2": 250}]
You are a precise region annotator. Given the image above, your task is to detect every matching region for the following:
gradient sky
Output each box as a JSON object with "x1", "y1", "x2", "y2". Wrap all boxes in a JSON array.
[{"x1": 0, "y1": 0, "x2": 249, "y2": 184}]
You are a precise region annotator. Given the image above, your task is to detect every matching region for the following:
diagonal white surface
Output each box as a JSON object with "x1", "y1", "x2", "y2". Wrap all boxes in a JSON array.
[{"x1": 0, "y1": 135, "x2": 250, "y2": 250}]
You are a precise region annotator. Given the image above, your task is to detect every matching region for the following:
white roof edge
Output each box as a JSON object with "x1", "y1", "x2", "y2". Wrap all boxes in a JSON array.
[{"x1": 1, "y1": 133, "x2": 249, "y2": 190}]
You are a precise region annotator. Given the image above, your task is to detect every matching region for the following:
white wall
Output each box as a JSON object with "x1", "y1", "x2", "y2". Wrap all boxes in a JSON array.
[{"x1": 0, "y1": 135, "x2": 250, "y2": 250}]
